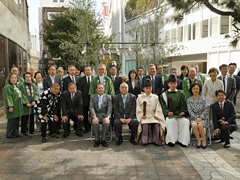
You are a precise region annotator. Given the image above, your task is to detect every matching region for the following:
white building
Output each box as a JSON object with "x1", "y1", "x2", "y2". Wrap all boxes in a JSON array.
[
  {"x1": 107, "y1": 1, "x2": 240, "y2": 75},
  {"x1": 30, "y1": 31, "x2": 40, "y2": 52}
]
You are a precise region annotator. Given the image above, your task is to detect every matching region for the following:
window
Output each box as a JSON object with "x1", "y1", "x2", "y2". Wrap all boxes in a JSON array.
[
  {"x1": 193, "y1": 23, "x2": 196, "y2": 40},
  {"x1": 202, "y1": 20, "x2": 208, "y2": 38},
  {"x1": 171, "y1": 28, "x2": 176, "y2": 43},
  {"x1": 177, "y1": 27, "x2": 183, "y2": 42},
  {"x1": 221, "y1": 16, "x2": 229, "y2": 34},
  {"x1": 53, "y1": 0, "x2": 57, "y2": 2},
  {"x1": 188, "y1": 24, "x2": 191, "y2": 40},
  {"x1": 60, "y1": 0, "x2": 64, "y2": 2},
  {"x1": 210, "y1": 17, "x2": 218, "y2": 36}
]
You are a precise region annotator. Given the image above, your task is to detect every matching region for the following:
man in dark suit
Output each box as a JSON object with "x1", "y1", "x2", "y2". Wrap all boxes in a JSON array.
[
  {"x1": 212, "y1": 90, "x2": 238, "y2": 148},
  {"x1": 77, "y1": 65, "x2": 93, "y2": 133},
  {"x1": 164, "y1": 67, "x2": 182, "y2": 91},
  {"x1": 43, "y1": 64, "x2": 61, "y2": 90},
  {"x1": 109, "y1": 65, "x2": 123, "y2": 95},
  {"x1": 137, "y1": 67, "x2": 144, "y2": 86},
  {"x1": 61, "y1": 83, "x2": 84, "y2": 138},
  {"x1": 89, "y1": 84, "x2": 112, "y2": 147},
  {"x1": 142, "y1": 64, "x2": 163, "y2": 96},
  {"x1": 63, "y1": 65, "x2": 79, "y2": 92},
  {"x1": 218, "y1": 64, "x2": 236, "y2": 103},
  {"x1": 228, "y1": 63, "x2": 240, "y2": 105},
  {"x1": 113, "y1": 83, "x2": 138, "y2": 146}
]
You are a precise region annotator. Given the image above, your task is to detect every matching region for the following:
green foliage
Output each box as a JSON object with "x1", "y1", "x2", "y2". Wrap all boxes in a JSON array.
[{"x1": 42, "y1": 0, "x2": 114, "y2": 68}]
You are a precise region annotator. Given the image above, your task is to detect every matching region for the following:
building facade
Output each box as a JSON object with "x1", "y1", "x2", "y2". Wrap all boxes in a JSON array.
[{"x1": 0, "y1": 0, "x2": 29, "y2": 105}]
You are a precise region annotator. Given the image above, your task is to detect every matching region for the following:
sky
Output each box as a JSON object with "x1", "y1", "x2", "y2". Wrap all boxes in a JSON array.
[{"x1": 28, "y1": 0, "x2": 103, "y2": 33}]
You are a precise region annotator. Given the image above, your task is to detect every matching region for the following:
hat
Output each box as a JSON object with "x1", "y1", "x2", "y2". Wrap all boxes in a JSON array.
[
  {"x1": 168, "y1": 74, "x2": 177, "y2": 83},
  {"x1": 143, "y1": 79, "x2": 152, "y2": 88}
]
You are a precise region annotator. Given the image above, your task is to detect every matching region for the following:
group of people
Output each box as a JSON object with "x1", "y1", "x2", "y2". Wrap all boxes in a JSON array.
[{"x1": 3, "y1": 62, "x2": 239, "y2": 149}]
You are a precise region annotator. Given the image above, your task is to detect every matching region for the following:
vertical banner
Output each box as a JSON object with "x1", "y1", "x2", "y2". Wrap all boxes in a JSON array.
[{"x1": 104, "y1": 6, "x2": 108, "y2": 16}]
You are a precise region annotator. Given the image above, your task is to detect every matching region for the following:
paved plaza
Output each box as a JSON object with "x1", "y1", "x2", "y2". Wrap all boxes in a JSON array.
[{"x1": 0, "y1": 116, "x2": 239, "y2": 180}]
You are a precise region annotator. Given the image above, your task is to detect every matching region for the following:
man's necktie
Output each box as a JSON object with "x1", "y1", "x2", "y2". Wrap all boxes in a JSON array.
[
  {"x1": 88, "y1": 77, "x2": 90, "y2": 85},
  {"x1": 192, "y1": 79, "x2": 194, "y2": 84},
  {"x1": 123, "y1": 96, "x2": 126, "y2": 108},
  {"x1": 223, "y1": 77, "x2": 226, "y2": 91},
  {"x1": 71, "y1": 93, "x2": 74, "y2": 101},
  {"x1": 220, "y1": 103, "x2": 223, "y2": 113},
  {"x1": 152, "y1": 76, "x2": 155, "y2": 92},
  {"x1": 98, "y1": 96, "x2": 102, "y2": 109},
  {"x1": 72, "y1": 77, "x2": 75, "y2": 83}
]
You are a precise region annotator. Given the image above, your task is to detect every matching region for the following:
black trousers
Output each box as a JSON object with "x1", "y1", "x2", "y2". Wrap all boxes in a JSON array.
[
  {"x1": 220, "y1": 124, "x2": 234, "y2": 142},
  {"x1": 41, "y1": 120, "x2": 57, "y2": 138},
  {"x1": 6, "y1": 118, "x2": 20, "y2": 138},
  {"x1": 21, "y1": 114, "x2": 34, "y2": 134},
  {"x1": 83, "y1": 106, "x2": 90, "y2": 130},
  {"x1": 62, "y1": 114, "x2": 83, "y2": 137},
  {"x1": 113, "y1": 118, "x2": 139, "y2": 139}
]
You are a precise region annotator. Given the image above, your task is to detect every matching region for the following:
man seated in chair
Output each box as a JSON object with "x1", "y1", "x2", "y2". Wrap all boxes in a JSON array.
[
  {"x1": 89, "y1": 84, "x2": 112, "y2": 147},
  {"x1": 113, "y1": 83, "x2": 139, "y2": 146},
  {"x1": 61, "y1": 83, "x2": 84, "y2": 139},
  {"x1": 212, "y1": 90, "x2": 237, "y2": 148}
]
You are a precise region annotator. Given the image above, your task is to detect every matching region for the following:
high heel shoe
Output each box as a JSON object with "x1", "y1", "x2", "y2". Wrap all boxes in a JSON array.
[{"x1": 196, "y1": 144, "x2": 201, "y2": 149}]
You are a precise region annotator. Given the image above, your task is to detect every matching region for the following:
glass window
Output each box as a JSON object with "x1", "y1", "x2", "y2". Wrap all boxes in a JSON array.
[
  {"x1": 202, "y1": 20, "x2": 208, "y2": 38},
  {"x1": 0, "y1": 35, "x2": 7, "y2": 103},
  {"x1": 177, "y1": 27, "x2": 183, "y2": 42},
  {"x1": 188, "y1": 24, "x2": 191, "y2": 40},
  {"x1": 193, "y1": 23, "x2": 196, "y2": 40},
  {"x1": 171, "y1": 28, "x2": 176, "y2": 43},
  {"x1": 8, "y1": 40, "x2": 17, "y2": 70},
  {"x1": 210, "y1": 17, "x2": 218, "y2": 36},
  {"x1": 221, "y1": 16, "x2": 229, "y2": 34},
  {"x1": 60, "y1": 0, "x2": 64, "y2": 2},
  {"x1": 53, "y1": 0, "x2": 57, "y2": 2}
]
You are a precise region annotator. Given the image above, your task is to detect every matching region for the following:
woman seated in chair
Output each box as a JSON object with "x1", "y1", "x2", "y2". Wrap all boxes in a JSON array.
[
  {"x1": 136, "y1": 79, "x2": 166, "y2": 146},
  {"x1": 187, "y1": 83, "x2": 208, "y2": 149}
]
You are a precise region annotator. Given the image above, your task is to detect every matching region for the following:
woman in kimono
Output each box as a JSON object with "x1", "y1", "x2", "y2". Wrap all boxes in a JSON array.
[
  {"x1": 19, "y1": 72, "x2": 39, "y2": 135},
  {"x1": 187, "y1": 83, "x2": 208, "y2": 149},
  {"x1": 136, "y1": 79, "x2": 166, "y2": 146},
  {"x1": 3, "y1": 73, "x2": 24, "y2": 138}
]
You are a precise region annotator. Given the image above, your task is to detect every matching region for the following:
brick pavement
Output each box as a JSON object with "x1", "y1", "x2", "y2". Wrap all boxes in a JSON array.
[{"x1": 0, "y1": 116, "x2": 239, "y2": 180}]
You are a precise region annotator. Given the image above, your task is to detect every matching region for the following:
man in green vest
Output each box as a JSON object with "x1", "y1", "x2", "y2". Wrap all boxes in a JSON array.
[
  {"x1": 156, "y1": 64, "x2": 169, "y2": 86},
  {"x1": 193, "y1": 65, "x2": 206, "y2": 84},
  {"x1": 89, "y1": 64, "x2": 115, "y2": 96},
  {"x1": 182, "y1": 68, "x2": 202, "y2": 99}
]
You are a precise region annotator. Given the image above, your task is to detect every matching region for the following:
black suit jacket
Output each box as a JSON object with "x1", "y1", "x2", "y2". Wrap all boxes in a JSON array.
[
  {"x1": 77, "y1": 75, "x2": 93, "y2": 108},
  {"x1": 233, "y1": 75, "x2": 240, "y2": 94},
  {"x1": 63, "y1": 76, "x2": 79, "y2": 92},
  {"x1": 109, "y1": 76, "x2": 123, "y2": 95},
  {"x1": 142, "y1": 75, "x2": 163, "y2": 95},
  {"x1": 62, "y1": 90, "x2": 83, "y2": 117},
  {"x1": 113, "y1": 93, "x2": 136, "y2": 119},
  {"x1": 164, "y1": 78, "x2": 182, "y2": 91},
  {"x1": 212, "y1": 100, "x2": 236, "y2": 130},
  {"x1": 126, "y1": 80, "x2": 141, "y2": 97},
  {"x1": 137, "y1": 76, "x2": 144, "y2": 86},
  {"x1": 43, "y1": 75, "x2": 61, "y2": 90}
]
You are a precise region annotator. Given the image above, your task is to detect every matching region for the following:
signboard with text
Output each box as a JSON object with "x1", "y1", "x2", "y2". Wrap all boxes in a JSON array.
[{"x1": 104, "y1": 6, "x2": 108, "y2": 16}]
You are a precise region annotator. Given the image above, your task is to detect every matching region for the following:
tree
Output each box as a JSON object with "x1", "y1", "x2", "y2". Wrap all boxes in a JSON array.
[
  {"x1": 43, "y1": 0, "x2": 114, "y2": 68},
  {"x1": 125, "y1": 0, "x2": 183, "y2": 69},
  {"x1": 167, "y1": 0, "x2": 240, "y2": 47}
]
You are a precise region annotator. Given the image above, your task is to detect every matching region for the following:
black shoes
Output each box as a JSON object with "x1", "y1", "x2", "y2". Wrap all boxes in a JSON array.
[
  {"x1": 130, "y1": 137, "x2": 138, "y2": 145},
  {"x1": 224, "y1": 141, "x2": 230, "y2": 148},
  {"x1": 23, "y1": 133, "x2": 28, "y2": 136},
  {"x1": 167, "y1": 142, "x2": 175, "y2": 147},
  {"x1": 42, "y1": 137, "x2": 47, "y2": 143},
  {"x1": 101, "y1": 141, "x2": 108, "y2": 147},
  {"x1": 94, "y1": 141, "x2": 100, "y2": 147},
  {"x1": 196, "y1": 145, "x2": 201, "y2": 149},
  {"x1": 84, "y1": 128, "x2": 90, "y2": 133},
  {"x1": 51, "y1": 134, "x2": 60, "y2": 138},
  {"x1": 116, "y1": 136, "x2": 123, "y2": 146},
  {"x1": 75, "y1": 132, "x2": 83, "y2": 137},
  {"x1": 62, "y1": 135, "x2": 69, "y2": 139}
]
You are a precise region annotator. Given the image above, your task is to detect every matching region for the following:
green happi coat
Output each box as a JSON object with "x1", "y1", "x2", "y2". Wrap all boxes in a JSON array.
[
  {"x1": 19, "y1": 82, "x2": 39, "y2": 116},
  {"x1": 2, "y1": 84, "x2": 25, "y2": 119},
  {"x1": 161, "y1": 73, "x2": 169, "y2": 84},
  {"x1": 89, "y1": 75, "x2": 115, "y2": 96},
  {"x1": 182, "y1": 78, "x2": 202, "y2": 99},
  {"x1": 160, "y1": 90, "x2": 188, "y2": 119}
]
